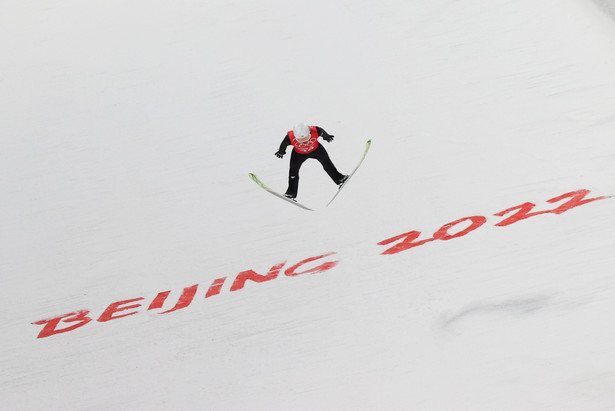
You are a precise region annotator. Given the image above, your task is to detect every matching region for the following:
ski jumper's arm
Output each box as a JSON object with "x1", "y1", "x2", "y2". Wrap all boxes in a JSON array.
[
  {"x1": 275, "y1": 134, "x2": 291, "y2": 157},
  {"x1": 316, "y1": 126, "x2": 334, "y2": 142}
]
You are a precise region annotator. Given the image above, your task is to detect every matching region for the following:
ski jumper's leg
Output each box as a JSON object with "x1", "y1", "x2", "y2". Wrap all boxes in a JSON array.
[
  {"x1": 313, "y1": 145, "x2": 345, "y2": 184},
  {"x1": 286, "y1": 151, "x2": 308, "y2": 198}
]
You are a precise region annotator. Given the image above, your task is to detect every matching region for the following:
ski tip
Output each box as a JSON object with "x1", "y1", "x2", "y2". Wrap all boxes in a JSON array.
[{"x1": 248, "y1": 173, "x2": 262, "y2": 185}]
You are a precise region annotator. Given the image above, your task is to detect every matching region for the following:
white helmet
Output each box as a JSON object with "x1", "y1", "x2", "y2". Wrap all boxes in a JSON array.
[{"x1": 293, "y1": 123, "x2": 311, "y2": 142}]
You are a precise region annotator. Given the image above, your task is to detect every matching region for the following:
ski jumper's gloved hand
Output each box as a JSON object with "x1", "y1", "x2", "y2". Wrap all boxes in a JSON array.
[
  {"x1": 322, "y1": 133, "x2": 334, "y2": 142},
  {"x1": 275, "y1": 150, "x2": 285, "y2": 158}
]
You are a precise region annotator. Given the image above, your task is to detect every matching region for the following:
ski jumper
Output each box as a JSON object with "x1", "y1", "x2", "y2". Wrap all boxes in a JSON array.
[{"x1": 278, "y1": 126, "x2": 345, "y2": 198}]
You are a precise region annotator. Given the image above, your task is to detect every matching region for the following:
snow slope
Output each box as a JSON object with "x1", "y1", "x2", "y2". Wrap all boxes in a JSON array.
[{"x1": 2, "y1": 0, "x2": 615, "y2": 409}]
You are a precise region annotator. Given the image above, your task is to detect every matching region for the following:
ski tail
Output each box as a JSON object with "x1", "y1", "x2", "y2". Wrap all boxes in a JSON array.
[
  {"x1": 249, "y1": 173, "x2": 314, "y2": 211},
  {"x1": 326, "y1": 139, "x2": 371, "y2": 207}
]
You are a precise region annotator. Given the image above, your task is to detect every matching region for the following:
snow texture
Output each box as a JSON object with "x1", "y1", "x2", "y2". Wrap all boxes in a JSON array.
[
  {"x1": 2, "y1": 0, "x2": 615, "y2": 409},
  {"x1": 594, "y1": 0, "x2": 615, "y2": 18}
]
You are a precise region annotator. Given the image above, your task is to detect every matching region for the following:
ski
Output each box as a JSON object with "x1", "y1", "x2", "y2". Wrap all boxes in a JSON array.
[
  {"x1": 326, "y1": 139, "x2": 372, "y2": 207},
  {"x1": 248, "y1": 173, "x2": 314, "y2": 211}
]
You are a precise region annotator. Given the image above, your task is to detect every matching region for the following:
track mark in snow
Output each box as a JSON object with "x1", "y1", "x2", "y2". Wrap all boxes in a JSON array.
[{"x1": 441, "y1": 296, "x2": 550, "y2": 329}]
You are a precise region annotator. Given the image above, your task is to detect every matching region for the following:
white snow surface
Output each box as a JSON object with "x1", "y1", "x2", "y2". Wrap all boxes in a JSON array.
[{"x1": 2, "y1": 0, "x2": 615, "y2": 409}]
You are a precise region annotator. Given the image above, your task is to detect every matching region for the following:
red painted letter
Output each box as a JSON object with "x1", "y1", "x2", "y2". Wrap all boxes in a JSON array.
[
  {"x1": 206, "y1": 277, "x2": 227, "y2": 298},
  {"x1": 494, "y1": 202, "x2": 546, "y2": 227},
  {"x1": 160, "y1": 285, "x2": 199, "y2": 314},
  {"x1": 285, "y1": 252, "x2": 339, "y2": 276},
  {"x1": 32, "y1": 310, "x2": 93, "y2": 338},
  {"x1": 230, "y1": 262, "x2": 285, "y2": 291},
  {"x1": 148, "y1": 291, "x2": 171, "y2": 310},
  {"x1": 98, "y1": 298, "x2": 144, "y2": 322},
  {"x1": 378, "y1": 231, "x2": 435, "y2": 255},
  {"x1": 433, "y1": 216, "x2": 487, "y2": 240},
  {"x1": 548, "y1": 189, "x2": 607, "y2": 214}
]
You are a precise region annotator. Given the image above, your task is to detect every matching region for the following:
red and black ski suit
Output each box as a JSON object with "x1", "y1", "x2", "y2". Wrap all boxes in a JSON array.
[{"x1": 276, "y1": 126, "x2": 346, "y2": 198}]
